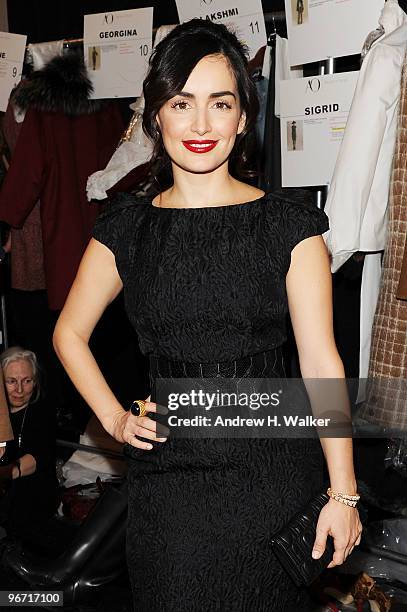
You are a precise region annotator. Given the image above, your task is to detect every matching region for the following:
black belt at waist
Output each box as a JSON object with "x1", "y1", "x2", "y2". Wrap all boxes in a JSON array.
[{"x1": 148, "y1": 347, "x2": 286, "y2": 380}]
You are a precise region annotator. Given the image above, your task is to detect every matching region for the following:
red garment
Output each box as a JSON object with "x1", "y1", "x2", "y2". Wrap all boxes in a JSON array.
[
  {"x1": 2, "y1": 103, "x2": 46, "y2": 291},
  {"x1": 0, "y1": 104, "x2": 123, "y2": 309}
]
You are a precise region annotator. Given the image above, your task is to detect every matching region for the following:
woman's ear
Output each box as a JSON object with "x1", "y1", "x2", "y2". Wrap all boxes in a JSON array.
[
  {"x1": 155, "y1": 113, "x2": 161, "y2": 130},
  {"x1": 237, "y1": 111, "x2": 246, "y2": 135}
]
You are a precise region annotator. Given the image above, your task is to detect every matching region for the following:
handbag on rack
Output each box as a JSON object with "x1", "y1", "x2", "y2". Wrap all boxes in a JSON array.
[{"x1": 270, "y1": 491, "x2": 336, "y2": 586}]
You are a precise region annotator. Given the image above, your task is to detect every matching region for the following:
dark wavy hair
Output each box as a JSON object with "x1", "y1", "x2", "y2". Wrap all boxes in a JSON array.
[{"x1": 142, "y1": 19, "x2": 259, "y2": 190}]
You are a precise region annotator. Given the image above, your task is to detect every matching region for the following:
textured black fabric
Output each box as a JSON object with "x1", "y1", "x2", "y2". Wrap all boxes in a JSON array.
[
  {"x1": 92, "y1": 191, "x2": 329, "y2": 363},
  {"x1": 92, "y1": 192, "x2": 329, "y2": 611},
  {"x1": 148, "y1": 346, "x2": 285, "y2": 380},
  {"x1": 126, "y1": 351, "x2": 324, "y2": 612}
]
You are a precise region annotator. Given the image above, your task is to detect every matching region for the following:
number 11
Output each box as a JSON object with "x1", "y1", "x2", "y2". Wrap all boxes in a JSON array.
[{"x1": 249, "y1": 21, "x2": 260, "y2": 34}]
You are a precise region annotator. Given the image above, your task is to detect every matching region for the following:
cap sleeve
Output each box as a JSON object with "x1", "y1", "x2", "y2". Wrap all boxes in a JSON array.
[
  {"x1": 271, "y1": 191, "x2": 330, "y2": 253},
  {"x1": 92, "y1": 192, "x2": 146, "y2": 260}
]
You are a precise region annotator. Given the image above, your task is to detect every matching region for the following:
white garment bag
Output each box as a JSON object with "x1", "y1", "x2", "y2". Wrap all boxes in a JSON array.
[{"x1": 323, "y1": 0, "x2": 407, "y2": 395}]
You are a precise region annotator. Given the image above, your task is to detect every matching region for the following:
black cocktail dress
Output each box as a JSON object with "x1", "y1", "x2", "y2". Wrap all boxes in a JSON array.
[{"x1": 93, "y1": 191, "x2": 330, "y2": 611}]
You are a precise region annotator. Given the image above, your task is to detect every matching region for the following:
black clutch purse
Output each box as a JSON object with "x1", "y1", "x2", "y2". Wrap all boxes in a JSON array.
[{"x1": 270, "y1": 491, "x2": 335, "y2": 587}]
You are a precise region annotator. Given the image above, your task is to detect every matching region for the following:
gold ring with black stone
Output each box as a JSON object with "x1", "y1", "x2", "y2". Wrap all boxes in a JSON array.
[{"x1": 130, "y1": 399, "x2": 147, "y2": 418}]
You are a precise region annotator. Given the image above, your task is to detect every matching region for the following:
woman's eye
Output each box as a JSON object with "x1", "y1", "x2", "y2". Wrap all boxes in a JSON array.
[
  {"x1": 171, "y1": 101, "x2": 189, "y2": 110},
  {"x1": 214, "y1": 101, "x2": 232, "y2": 110}
]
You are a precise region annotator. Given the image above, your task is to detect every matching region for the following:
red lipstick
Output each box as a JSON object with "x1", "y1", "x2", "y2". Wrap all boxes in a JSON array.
[{"x1": 182, "y1": 140, "x2": 219, "y2": 154}]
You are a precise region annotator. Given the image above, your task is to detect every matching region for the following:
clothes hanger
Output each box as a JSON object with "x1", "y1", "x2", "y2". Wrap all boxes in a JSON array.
[
  {"x1": 264, "y1": 10, "x2": 287, "y2": 40},
  {"x1": 361, "y1": 0, "x2": 406, "y2": 61}
]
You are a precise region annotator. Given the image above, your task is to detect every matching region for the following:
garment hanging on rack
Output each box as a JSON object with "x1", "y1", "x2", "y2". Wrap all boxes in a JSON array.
[
  {"x1": 26, "y1": 40, "x2": 64, "y2": 70},
  {"x1": 273, "y1": 36, "x2": 302, "y2": 119},
  {"x1": 323, "y1": 0, "x2": 407, "y2": 387},
  {"x1": 0, "y1": 52, "x2": 124, "y2": 309},
  {"x1": 248, "y1": 45, "x2": 268, "y2": 159},
  {"x1": 2, "y1": 99, "x2": 46, "y2": 291},
  {"x1": 262, "y1": 34, "x2": 281, "y2": 192},
  {"x1": 358, "y1": 50, "x2": 407, "y2": 432},
  {"x1": 86, "y1": 25, "x2": 175, "y2": 201},
  {"x1": 325, "y1": 0, "x2": 407, "y2": 270},
  {"x1": 260, "y1": 34, "x2": 302, "y2": 192}
]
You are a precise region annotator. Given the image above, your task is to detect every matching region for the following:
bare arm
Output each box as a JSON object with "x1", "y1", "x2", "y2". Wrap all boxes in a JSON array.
[
  {"x1": 286, "y1": 235, "x2": 356, "y2": 492},
  {"x1": 53, "y1": 238, "x2": 165, "y2": 450},
  {"x1": 53, "y1": 238, "x2": 124, "y2": 431},
  {"x1": 286, "y1": 235, "x2": 362, "y2": 566}
]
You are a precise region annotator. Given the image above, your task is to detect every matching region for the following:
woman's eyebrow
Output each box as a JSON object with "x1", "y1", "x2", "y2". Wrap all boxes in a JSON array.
[
  {"x1": 209, "y1": 91, "x2": 236, "y2": 99},
  {"x1": 177, "y1": 90, "x2": 236, "y2": 99}
]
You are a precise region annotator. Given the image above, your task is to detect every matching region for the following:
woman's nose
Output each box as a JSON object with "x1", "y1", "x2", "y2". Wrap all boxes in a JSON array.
[{"x1": 191, "y1": 108, "x2": 211, "y2": 136}]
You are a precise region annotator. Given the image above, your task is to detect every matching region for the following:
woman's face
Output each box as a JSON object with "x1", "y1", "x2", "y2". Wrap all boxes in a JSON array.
[
  {"x1": 156, "y1": 54, "x2": 246, "y2": 175},
  {"x1": 4, "y1": 359, "x2": 35, "y2": 410}
]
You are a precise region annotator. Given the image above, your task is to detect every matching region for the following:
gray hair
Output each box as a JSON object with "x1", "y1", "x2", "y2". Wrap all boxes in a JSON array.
[{"x1": 0, "y1": 346, "x2": 41, "y2": 403}]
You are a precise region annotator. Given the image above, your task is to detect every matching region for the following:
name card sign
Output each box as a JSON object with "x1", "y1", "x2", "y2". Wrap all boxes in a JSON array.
[
  {"x1": 284, "y1": 0, "x2": 384, "y2": 66},
  {"x1": 280, "y1": 71, "x2": 359, "y2": 187},
  {"x1": 175, "y1": 0, "x2": 267, "y2": 59},
  {"x1": 0, "y1": 31, "x2": 27, "y2": 112},
  {"x1": 84, "y1": 7, "x2": 153, "y2": 99}
]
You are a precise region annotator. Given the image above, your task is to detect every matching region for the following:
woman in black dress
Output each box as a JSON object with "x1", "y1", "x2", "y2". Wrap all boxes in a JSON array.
[{"x1": 54, "y1": 19, "x2": 362, "y2": 611}]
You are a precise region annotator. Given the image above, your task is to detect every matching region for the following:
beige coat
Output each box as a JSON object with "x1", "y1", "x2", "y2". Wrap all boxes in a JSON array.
[{"x1": 359, "y1": 52, "x2": 407, "y2": 429}]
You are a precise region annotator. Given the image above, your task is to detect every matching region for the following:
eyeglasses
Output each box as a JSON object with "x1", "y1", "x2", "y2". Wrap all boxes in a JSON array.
[{"x1": 4, "y1": 378, "x2": 34, "y2": 388}]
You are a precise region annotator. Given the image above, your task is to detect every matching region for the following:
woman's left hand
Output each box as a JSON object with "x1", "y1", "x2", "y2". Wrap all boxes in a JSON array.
[{"x1": 312, "y1": 499, "x2": 363, "y2": 568}]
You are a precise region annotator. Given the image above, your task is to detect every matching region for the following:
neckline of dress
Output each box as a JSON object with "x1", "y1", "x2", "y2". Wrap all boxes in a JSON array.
[
  {"x1": 149, "y1": 193, "x2": 268, "y2": 211},
  {"x1": 10, "y1": 403, "x2": 29, "y2": 414}
]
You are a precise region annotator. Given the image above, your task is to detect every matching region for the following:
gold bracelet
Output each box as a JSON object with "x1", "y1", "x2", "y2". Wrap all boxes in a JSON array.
[
  {"x1": 327, "y1": 487, "x2": 360, "y2": 507},
  {"x1": 327, "y1": 487, "x2": 360, "y2": 500}
]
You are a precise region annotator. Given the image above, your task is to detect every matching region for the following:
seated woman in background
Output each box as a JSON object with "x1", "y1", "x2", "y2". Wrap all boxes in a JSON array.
[{"x1": 0, "y1": 347, "x2": 59, "y2": 540}]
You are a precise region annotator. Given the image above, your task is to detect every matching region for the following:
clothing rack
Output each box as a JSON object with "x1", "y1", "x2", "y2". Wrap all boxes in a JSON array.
[{"x1": 25, "y1": 9, "x2": 287, "y2": 49}]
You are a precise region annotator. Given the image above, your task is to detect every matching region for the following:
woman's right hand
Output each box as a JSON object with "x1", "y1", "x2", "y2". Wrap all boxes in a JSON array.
[{"x1": 104, "y1": 397, "x2": 169, "y2": 450}]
